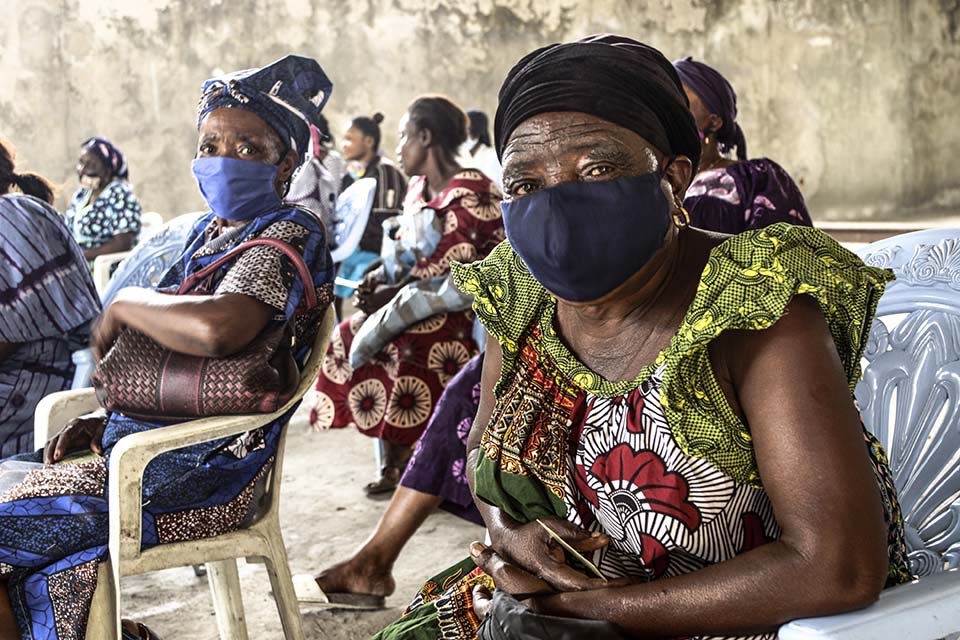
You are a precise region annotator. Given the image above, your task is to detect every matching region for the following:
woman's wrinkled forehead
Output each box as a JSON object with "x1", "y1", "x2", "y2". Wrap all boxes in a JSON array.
[
  {"x1": 501, "y1": 111, "x2": 661, "y2": 174},
  {"x1": 199, "y1": 108, "x2": 285, "y2": 151}
]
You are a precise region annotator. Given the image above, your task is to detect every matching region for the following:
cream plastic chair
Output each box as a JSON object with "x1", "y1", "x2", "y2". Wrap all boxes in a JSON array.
[
  {"x1": 34, "y1": 309, "x2": 335, "y2": 640},
  {"x1": 139, "y1": 211, "x2": 165, "y2": 239},
  {"x1": 92, "y1": 251, "x2": 132, "y2": 294}
]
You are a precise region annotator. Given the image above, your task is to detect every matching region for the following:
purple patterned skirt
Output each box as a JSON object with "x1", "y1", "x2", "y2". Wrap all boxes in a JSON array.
[{"x1": 400, "y1": 354, "x2": 484, "y2": 525}]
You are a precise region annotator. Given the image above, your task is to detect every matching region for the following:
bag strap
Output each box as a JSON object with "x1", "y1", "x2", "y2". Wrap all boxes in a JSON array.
[{"x1": 177, "y1": 237, "x2": 318, "y2": 310}]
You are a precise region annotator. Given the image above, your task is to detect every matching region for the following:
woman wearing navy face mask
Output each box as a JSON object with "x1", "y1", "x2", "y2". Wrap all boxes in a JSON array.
[
  {"x1": 375, "y1": 36, "x2": 908, "y2": 640},
  {"x1": 0, "y1": 56, "x2": 335, "y2": 640}
]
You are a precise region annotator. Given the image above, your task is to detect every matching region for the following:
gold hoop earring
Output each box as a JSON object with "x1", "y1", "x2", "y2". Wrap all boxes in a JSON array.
[{"x1": 672, "y1": 206, "x2": 690, "y2": 229}]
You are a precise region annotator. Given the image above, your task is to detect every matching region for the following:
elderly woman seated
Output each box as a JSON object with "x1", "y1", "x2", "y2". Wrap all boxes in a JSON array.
[
  {"x1": 65, "y1": 136, "x2": 143, "y2": 264},
  {"x1": 0, "y1": 56, "x2": 335, "y2": 640},
  {"x1": 375, "y1": 36, "x2": 909, "y2": 640}
]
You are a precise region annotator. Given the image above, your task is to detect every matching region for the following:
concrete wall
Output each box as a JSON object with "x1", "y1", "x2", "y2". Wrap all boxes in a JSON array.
[{"x1": 2, "y1": 0, "x2": 958, "y2": 221}]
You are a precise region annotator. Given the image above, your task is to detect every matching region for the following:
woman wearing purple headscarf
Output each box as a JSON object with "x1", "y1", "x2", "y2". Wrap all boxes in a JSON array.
[
  {"x1": 65, "y1": 136, "x2": 143, "y2": 263},
  {"x1": 674, "y1": 57, "x2": 813, "y2": 234}
]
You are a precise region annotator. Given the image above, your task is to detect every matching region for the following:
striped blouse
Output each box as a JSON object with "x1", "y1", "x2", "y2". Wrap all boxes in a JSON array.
[{"x1": 0, "y1": 194, "x2": 101, "y2": 455}]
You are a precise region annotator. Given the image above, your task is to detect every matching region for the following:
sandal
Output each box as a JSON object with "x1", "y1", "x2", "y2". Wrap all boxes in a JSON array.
[
  {"x1": 363, "y1": 467, "x2": 400, "y2": 497},
  {"x1": 122, "y1": 620, "x2": 163, "y2": 640},
  {"x1": 293, "y1": 574, "x2": 386, "y2": 610}
]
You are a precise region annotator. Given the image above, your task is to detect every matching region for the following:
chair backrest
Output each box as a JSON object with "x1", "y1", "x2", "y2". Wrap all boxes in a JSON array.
[
  {"x1": 139, "y1": 211, "x2": 165, "y2": 239},
  {"x1": 856, "y1": 229, "x2": 960, "y2": 577},
  {"x1": 102, "y1": 212, "x2": 204, "y2": 306}
]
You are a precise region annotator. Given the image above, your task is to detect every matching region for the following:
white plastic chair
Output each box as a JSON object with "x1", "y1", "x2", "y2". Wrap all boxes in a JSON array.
[
  {"x1": 780, "y1": 229, "x2": 960, "y2": 639},
  {"x1": 35, "y1": 309, "x2": 335, "y2": 640},
  {"x1": 92, "y1": 251, "x2": 133, "y2": 294},
  {"x1": 100, "y1": 211, "x2": 205, "y2": 306},
  {"x1": 139, "y1": 211, "x2": 165, "y2": 240}
]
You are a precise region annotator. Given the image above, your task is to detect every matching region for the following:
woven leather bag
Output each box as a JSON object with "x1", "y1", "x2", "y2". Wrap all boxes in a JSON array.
[{"x1": 92, "y1": 237, "x2": 318, "y2": 422}]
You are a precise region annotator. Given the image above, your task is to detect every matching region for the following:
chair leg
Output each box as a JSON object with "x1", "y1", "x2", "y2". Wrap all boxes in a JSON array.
[
  {"x1": 261, "y1": 530, "x2": 306, "y2": 640},
  {"x1": 86, "y1": 561, "x2": 120, "y2": 640},
  {"x1": 207, "y1": 559, "x2": 250, "y2": 640}
]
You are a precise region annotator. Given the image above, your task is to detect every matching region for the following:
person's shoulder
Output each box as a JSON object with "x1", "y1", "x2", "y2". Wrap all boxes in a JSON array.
[
  {"x1": 452, "y1": 239, "x2": 548, "y2": 362},
  {"x1": 712, "y1": 223, "x2": 848, "y2": 265},
  {"x1": 106, "y1": 178, "x2": 135, "y2": 195},
  {"x1": 266, "y1": 205, "x2": 325, "y2": 234},
  {"x1": 452, "y1": 168, "x2": 493, "y2": 189},
  {"x1": 0, "y1": 193, "x2": 58, "y2": 222},
  {"x1": 377, "y1": 158, "x2": 405, "y2": 178},
  {"x1": 451, "y1": 240, "x2": 545, "y2": 310},
  {"x1": 735, "y1": 157, "x2": 802, "y2": 186},
  {"x1": 0, "y1": 194, "x2": 72, "y2": 246},
  {"x1": 253, "y1": 206, "x2": 328, "y2": 250},
  {"x1": 442, "y1": 169, "x2": 499, "y2": 203}
]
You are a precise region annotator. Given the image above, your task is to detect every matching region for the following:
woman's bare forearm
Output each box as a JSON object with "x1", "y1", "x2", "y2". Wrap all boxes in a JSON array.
[
  {"x1": 82, "y1": 232, "x2": 135, "y2": 261},
  {"x1": 530, "y1": 537, "x2": 883, "y2": 638},
  {"x1": 109, "y1": 288, "x2": 273, "y2": 357}
]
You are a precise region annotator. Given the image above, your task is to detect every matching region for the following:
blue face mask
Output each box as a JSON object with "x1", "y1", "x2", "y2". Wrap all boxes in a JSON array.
[
  {"x1": 191, "y1": 156, "x2": 283, "y2": 222},
  {"x1": 502, "y1": 173, "x2": 671, "y2": 302}
]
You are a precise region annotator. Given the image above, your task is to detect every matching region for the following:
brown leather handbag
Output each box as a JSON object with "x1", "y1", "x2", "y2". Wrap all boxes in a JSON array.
[{"x1": 92, "y1": 237, "x2": 318, "y2": 422}]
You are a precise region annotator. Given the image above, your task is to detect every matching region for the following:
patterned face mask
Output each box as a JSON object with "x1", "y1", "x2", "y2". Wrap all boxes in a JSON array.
[{"x1": 502, "y1": 173, "x2": 671, "y2": 302}]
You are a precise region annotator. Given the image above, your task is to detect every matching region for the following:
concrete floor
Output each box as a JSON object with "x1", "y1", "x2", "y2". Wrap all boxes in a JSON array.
[{"x1": 121, "y1": 400, "x2": 483, "y2": 639}]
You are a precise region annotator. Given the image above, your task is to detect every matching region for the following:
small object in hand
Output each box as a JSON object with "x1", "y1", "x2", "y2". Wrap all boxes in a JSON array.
[{"x1": 536, "y1": 519, "x2": 607, "y2": 581}]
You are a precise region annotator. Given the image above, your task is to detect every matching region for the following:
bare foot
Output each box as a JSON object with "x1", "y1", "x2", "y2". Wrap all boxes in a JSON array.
[{"x1": 316, "y1": 557, "x2": 395, "y2": 598}]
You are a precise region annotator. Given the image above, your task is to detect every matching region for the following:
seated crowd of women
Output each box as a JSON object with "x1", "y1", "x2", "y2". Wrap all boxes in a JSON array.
[{"x1": 0, "y1": 35, "x2": 907, "y2": 640}]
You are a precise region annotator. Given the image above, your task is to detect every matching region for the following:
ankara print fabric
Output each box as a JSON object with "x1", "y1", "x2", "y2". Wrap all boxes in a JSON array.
[
  {"x1": 402, "y1": 169, "x2": 504, "y2": 281},
  {"x1": 683, "y1": 158, "x2": 812, "y2": 235},
  {"x1": 374, "y1": 223, "x2": 909, "y2": 640},
  {"x1": 0, "y1": 206, "x2": 334, "y2": 640},
  {"x1": 65, "y1": 179, "x2": 143, "y2": 252},
  {"x1": 311, "y1": 169, "x2": 503, "y2": 445},
  {"x1": 310, "y1": 311, "x2": 478, "y2": 446},
  {"x1": 400, "y1": 353, "x2": 484, "y2": 525}
]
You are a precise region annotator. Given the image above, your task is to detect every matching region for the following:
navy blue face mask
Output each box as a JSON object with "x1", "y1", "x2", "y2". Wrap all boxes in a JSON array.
[
  {"x1": 502, "y1": 173, "x2": 671, "y2": 302},
  {"x1": 191, "y1": 156, "x2": 283, "y2": 222}
]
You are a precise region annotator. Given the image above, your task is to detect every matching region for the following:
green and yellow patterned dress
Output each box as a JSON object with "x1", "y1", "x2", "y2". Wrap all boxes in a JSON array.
[{"x1": 374, "y1": 223, "x2": 911, "y2": 640}]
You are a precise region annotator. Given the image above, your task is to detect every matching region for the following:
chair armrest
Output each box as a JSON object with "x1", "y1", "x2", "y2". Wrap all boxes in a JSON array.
[
  {"x1": 93, "y1": 251, "x2": 131, "y2": 294},
  {"x1": 779, "y1": 569, "x2": 960, "y2": 640},
  {"x1": 108, "y1": 410, "x2": 281, "y2": 563},
  {"x1": 34, "y1": 388, "x2": 101, "y2": 445}
]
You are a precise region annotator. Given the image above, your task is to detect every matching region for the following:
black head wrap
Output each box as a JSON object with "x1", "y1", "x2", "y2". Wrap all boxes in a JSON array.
[{"x1": 494, "y1": 34, "x2": 700, "y2": 173}]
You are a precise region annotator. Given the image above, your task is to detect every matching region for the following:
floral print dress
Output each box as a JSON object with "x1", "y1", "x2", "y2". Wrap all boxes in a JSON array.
[
  {"x1": 65, "y1": 179, "x2": 142, "y2": 255},
  {"x1": 311, "y1": 169, "x2": 504, "y2": 446},
  {"x1": 374, "y1": 224, "x2": 911, "y2": 640}
]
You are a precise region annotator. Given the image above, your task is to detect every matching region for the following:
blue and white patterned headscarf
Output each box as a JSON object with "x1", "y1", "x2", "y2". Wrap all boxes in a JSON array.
[{"x1": 197, "y1": 55, "x2": 333, "y2": 165}]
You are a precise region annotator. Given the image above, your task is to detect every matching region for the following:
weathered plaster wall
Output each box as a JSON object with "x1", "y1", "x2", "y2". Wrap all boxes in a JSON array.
[{"x1": 2, "y1": 0, "x2": 958, "y2": 220}]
